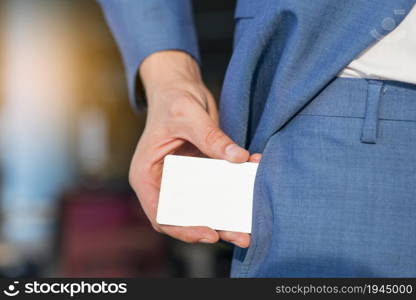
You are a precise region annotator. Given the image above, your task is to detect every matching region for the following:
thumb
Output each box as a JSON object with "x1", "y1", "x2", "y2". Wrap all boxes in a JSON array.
[{"x1": 184, "y1": 112, "x2": 249, "y2": 162}]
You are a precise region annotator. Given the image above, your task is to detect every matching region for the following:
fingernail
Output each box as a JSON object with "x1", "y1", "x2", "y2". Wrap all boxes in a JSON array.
[
  {"x1": 199, "y1": 238, "x2": 212, "y2": 244},
  {"x1": 225, "y1": 144, "x2": 241, "y2": 159}
]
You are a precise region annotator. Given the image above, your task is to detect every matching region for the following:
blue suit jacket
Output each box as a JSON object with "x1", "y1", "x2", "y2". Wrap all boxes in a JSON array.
[{"x1": 98, "y1": 0, "x2": 414, "y2": 153}]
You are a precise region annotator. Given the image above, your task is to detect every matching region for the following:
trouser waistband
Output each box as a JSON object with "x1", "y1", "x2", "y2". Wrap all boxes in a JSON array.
[{"x1": 298, "y1": 77, "x2": 416, "y2": 144}]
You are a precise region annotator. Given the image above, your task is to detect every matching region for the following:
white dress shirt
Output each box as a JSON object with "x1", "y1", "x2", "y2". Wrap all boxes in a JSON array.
[{"x1": 338, "y1": 5, "x2": 416, "y2": 85}]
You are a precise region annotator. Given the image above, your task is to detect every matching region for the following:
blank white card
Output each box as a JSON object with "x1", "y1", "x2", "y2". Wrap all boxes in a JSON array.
[{"x1": 156, "y1": 155, "x2": 259, "y2": 233}]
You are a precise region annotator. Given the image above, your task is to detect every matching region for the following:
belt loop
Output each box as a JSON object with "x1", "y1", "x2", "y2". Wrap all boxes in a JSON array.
[{"x1": 360, "y1": 79, "x2": 384, "y2": 144}]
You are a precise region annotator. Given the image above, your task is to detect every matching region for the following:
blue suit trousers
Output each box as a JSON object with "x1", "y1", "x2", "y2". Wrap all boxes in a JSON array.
[{"x1": 231, "y1": 78, "x2": 416, "y2": 277}]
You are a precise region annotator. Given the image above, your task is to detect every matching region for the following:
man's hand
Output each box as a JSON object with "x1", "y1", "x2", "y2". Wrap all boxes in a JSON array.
[{"x1": 129, "y1": 51, "x2": 260, "y2": 248}]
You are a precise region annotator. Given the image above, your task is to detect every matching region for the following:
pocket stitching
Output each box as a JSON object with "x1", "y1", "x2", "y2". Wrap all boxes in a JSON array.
[{"x1": 238, "y1": 135, "x2": 274, "y2": 276}]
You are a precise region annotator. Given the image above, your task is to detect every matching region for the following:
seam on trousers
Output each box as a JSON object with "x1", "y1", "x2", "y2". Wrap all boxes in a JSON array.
[
  {"x1": 239, "y1": 144, "x2": 267, "y2": 277},
  {"x1": 360, "y1": 79, "x2": 384, "y2": 144}
]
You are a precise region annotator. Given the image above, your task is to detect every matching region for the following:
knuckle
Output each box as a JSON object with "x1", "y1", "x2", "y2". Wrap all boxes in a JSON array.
[
  {"x1": 128, "y1": 168, "x2": 141, "y2": 190},
  {"x1": 204, "y1": 126, "x2": 225, "y2": 147},
  {"x1": 128, "y1": 170, "x2": 136, "y2": 188},
  {"x1": 151, "y1": 224, "x2": 162, "y2": 233},
  {"x1": 182, "y1": 237, "x2": 198, "y2": 244},
  {"x1": 128, "y1": 160, "x2": 149, "y2": 189},
  {"x1": 167, "y1": 100, "x2": 186, "y2": 119},
  {"x1": 167, "y1": 94, "x2": 193, "y2": 119},
  {"x1": 162, "y1": 228, "x2": 197, "y2": 243}
]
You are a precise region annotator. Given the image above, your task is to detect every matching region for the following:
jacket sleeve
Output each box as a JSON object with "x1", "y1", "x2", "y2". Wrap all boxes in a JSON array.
[{"x1": 97, "y1": 0, "x2": 200, "y2": 110}]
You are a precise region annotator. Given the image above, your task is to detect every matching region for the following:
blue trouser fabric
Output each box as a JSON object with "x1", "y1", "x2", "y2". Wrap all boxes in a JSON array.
[{"x1": 231, "y1": 77, "x2": 416, "y2": 277}]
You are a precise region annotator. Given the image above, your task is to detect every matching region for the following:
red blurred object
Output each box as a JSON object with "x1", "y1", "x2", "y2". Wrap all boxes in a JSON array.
[{"x1": 59, "y1": 188, "x2": 166, "y2": 277}]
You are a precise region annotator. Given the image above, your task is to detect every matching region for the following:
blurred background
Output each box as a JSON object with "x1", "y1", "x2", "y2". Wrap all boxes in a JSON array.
[{"x1": 0, "y1": 0, "x2": 236, "y2": 277}]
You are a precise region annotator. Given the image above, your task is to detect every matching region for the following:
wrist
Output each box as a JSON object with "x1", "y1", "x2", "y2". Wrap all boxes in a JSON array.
[{"x1": 139, "y1": 50, "x2": 202, "y2": 99}]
